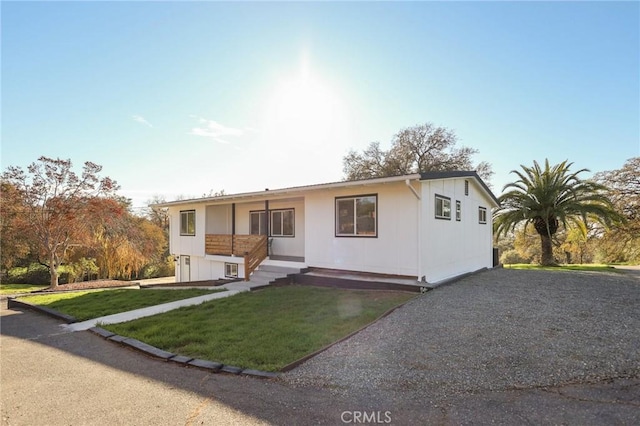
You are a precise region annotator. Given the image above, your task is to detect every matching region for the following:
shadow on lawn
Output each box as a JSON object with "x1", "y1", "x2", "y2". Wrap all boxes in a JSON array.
[{"x1": 0, "y1": 291, "x2": 405, "y2": 425}]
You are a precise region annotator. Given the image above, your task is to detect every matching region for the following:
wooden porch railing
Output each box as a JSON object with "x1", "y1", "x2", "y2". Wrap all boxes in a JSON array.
[
  {"x1": 205, "y1": 234, "x2": 268, "y2": 281},
  {"x1": 243, "y1": 235, "x2": 268, "y2": 281}
]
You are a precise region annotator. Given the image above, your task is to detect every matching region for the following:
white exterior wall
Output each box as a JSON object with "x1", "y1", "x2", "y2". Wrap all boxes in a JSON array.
[
  {"x1": 168, "y1": 203, "x2": 206, "y2": 257},
  {"x1": 169, "y1": 199, "x2": 304, "y2": 282},
  {"x1": 304, "y1": 181, "x2": 419, "y2": 276},
  {"x1": 165, "y1": 175, "x2": 495, "y2": 283},
  {"x1": 234, "y1": 198, "x2": 305, "y2": 258},
  {"x1": 420, "y1": 178, "x2": 495, "y2": 283},
  {"x1": 205, "y1": 205, "x2": 233, "y2": 234},
  {"x1": 168, "y1": 203, "x2": 208, "y2": 282}
]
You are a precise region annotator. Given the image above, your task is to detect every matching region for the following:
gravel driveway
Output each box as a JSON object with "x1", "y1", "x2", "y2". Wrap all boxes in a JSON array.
[{"x1": 284, "y1": 268, "x2": 640, "y2": 404}]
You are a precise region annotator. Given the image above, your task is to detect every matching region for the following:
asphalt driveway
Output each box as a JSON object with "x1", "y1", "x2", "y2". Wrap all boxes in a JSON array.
[{"x1": 2, "y1": 268, "x2": 639, "y2": 425}]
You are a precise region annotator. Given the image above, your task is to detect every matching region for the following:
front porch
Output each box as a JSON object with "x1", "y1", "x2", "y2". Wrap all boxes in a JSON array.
[
  {"x1": 205, "y1": 196, "x2": 306, "y2": 262},
  {"x1": 205, "y1": 234, "x2": 267, "y2": 257},
  {"x1": 205, "y1": 234, "x2": 268, "y2": 280},
  {"x1": 204, "y1": 234, "x2": 306, "y2": 281}
]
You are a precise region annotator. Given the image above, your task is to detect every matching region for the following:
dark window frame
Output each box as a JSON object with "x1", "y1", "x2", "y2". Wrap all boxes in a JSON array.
[
  {"x1": 250, "y1": 208, "x2": 295, "y2": 237},
  {"x1": 478, "y1": 207, "x2": 488, "y2": 224},
  {"x1": 335, "y1": 194, "x2": 378, "y2": 238},
  {"x1": 270, "y1": 208, "x2": 295, "y2": 238},
  {"x1": 249, "y1": 210, "x2": 267, "y2": 235},
  {"x1": 456, "y1": 200, "x2": 462, "y2": 221},
  {"x1": 180, "y1": 210, "x2": 196, "y2": 236},
  {"x1": 435, "y1": 195, "x2": 452, "y2": 220},
  {"x1": 224, "y1": 262, "x2": 238, "y2": 278}
]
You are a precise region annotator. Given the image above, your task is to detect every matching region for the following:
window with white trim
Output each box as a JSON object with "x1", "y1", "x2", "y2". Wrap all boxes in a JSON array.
[
  {"x1": 435, "y1": 195, "x2": 451, "y2": 220},
  {"x1": 250, "y1": 211, "x2": 266, "y2": 235},
  {"x1": 456, "y1": 200, "x2": 461, "y2": 221},
  {"x1": 478, "y1": 207, "x2": 488, "y2": 224},
  {"x1": 225, "y1": 263, "x2": 238, "y2": 278},
  {"x1": 180, "y1": 210, "x2": 196, "y2": 236},
  {"x1": 271, "y1": 209, "x2": 295, "y2": 237},
  {"x1": 336, "y1": 194, "x2": 377, "y2": 237},
  {"x1": 465, "y1": 180, "x2": 469, "y2": 196}
]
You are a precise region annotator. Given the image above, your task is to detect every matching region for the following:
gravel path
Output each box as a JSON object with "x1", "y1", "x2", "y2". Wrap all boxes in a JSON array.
[{"x1": 284, "y1": 268, "x2": 640, "y2": 403}]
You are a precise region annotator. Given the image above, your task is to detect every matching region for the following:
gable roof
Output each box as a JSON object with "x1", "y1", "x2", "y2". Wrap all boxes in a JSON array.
[
  {"x1": 420, "y1": 170, "x2": 500, "y2": 206},
  {"x1": 153, "y1": 171, "x2": 499, "y2": 208}
]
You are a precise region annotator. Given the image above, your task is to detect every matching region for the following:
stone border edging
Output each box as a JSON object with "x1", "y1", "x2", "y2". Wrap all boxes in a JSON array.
[
  {"x1": 88, "y1": 327, "x2": 280, "y2": 380},
  {"x1": 7, "y1": 298, "x2": 77, "y2": 323}
]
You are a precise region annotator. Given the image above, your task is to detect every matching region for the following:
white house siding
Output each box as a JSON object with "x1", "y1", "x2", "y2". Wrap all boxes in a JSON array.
[
  {"x1": 304, "y1": 181, "x2": 420, "y2": 276},
  {"x1": 420, "y1": 178, "x2": 495, "y2": 283},
  {"x1": 163, "y1": 174, "x2": 496, "y2": 283},
  {"x1": 166, "y1": 203, "x2": 206, "y2": 282},
  {"x1": 205, "y1": 205, "x2": 233, "y2": 234},
  {"x1": 168, "y1": 203, "x2": 206, "y2": 257},
  {"x1": 234, "y1": 198, "x2": 305, "y2": 259},
  {"x1": 169, "y1": 199, "x2": 305, "y2": 282}
]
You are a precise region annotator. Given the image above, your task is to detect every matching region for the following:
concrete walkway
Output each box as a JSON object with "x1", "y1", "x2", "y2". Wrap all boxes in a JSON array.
[{"x1": 63, "y1": 280, "x2": 263, "y2": 332}]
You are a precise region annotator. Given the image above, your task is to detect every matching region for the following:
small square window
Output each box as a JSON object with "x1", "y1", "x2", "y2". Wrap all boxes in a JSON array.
[
  {"x1": 478, "y1": 207, "x2": 488, "y2": 224},
  {"x1": 435, "y1": 195, "x2": 451, "y2": 220},
  {"x1": 225, "y1": 263, "x2": 238, "y2": 278},
  {"x1": 180, "y1": 210, "x2": 195, "y2": 236}
]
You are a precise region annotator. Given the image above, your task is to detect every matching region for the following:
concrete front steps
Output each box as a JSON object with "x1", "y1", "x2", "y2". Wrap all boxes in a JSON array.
[{"x1": 248, "y1": 260, "x2": 307, "y2": 287}]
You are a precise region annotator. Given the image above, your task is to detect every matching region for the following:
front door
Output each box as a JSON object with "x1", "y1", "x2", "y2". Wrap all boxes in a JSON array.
[{"x1": 180, "y1": 255, "x2": 191, "y2": 282}]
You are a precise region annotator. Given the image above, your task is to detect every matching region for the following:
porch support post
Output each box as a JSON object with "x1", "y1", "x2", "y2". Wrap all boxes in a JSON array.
[
  {"x1": 264, "y1": 200, "x2": 270, "y2": 255},
  {"x1": 231, "y1": 203, "x2": 236, "y2": 255}
]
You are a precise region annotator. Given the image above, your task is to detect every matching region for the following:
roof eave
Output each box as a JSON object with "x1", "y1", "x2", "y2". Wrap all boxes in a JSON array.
[{"x1": 152, "y1": 173, "x2": 423, "y2": 208}]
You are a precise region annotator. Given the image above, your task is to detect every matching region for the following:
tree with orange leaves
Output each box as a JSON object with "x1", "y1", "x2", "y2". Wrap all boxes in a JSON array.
[{"x1": 2, "y1": 157, "x2": 119, "y2": 288}]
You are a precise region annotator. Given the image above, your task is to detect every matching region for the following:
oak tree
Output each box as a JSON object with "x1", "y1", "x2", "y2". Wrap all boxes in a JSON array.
[{"x1": 343, "y1": 122, "x2": 493, "y2": 183}]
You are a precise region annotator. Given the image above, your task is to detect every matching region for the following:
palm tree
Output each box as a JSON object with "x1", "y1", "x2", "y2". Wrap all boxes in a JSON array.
[{"x1": 494, "y1": 159, "x2": 622, "y2": 266}]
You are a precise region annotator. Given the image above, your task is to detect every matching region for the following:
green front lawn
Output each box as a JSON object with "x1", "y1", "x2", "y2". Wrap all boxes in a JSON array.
[
  {"x1": 18, "y1": 288, "x2": 224, "y2": 321},
  {"x1": 0, "y1": 283, "x2": 49, "y2": 296},
  {"x1": 504, "y1": 263, "x2": 622, "y2": 273},
  {"x1": 104, "y1": 285, "x2": 415, "y2": 372}
]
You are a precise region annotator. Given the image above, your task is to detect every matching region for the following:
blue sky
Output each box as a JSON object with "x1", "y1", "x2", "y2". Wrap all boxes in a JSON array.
[{"x1": 2, "y1": 1, "x2": 638, "y2": 210}]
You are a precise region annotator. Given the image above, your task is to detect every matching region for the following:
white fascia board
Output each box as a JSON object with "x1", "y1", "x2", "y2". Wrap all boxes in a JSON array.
[{"x1": 152, "y1": 174, "x2": 422, "y2": 208}]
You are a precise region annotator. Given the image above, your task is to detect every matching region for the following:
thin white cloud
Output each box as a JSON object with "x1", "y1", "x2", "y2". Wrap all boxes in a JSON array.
[
  {"x1": 132, "y1": 115, "x2": 153, "y2": 128},
  {"x1": 188, "y1": 117, "x2": 245, "y2": 144}
]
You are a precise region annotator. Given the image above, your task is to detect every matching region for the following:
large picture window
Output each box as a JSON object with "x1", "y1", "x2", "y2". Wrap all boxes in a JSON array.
[
  {"x1": 336, "y1": 194, "x2": 377, "y2": 237},
  {"x1": 180, "y1": 210, "x2": 195, "y2": 236},
  {"x1": 435, "y1": 195, "x2": 451, "y2": 220}
]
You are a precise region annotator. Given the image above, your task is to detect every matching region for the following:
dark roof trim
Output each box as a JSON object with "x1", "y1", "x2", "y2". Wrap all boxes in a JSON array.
[{"x1": 420, "y1": 171, "x2": 500, "y2": 206}]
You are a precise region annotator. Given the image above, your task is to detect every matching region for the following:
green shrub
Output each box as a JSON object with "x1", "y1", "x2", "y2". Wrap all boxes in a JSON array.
[
  {"x1": 500, "y1": 249, "x2": 531, "y2": 265},
  {"x1": 7, "y1": 264, "x2": 50, "y2": 285},
  {"x1": 140, "y1": 257, "x2": 175, "y2": 279}
]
